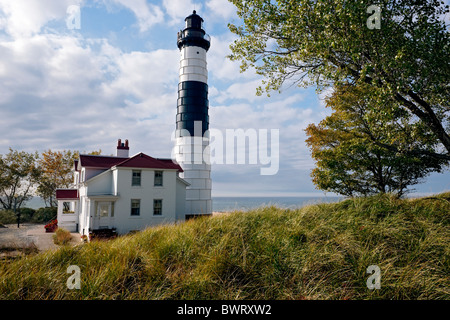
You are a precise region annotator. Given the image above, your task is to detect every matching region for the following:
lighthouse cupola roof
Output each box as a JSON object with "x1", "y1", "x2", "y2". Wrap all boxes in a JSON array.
[
  {"x1": 185, "y1": 10, "x2": 203, "y2": 30},
  {"x1": 177, "y1": 10, "x2": 211, "y2": 51}
]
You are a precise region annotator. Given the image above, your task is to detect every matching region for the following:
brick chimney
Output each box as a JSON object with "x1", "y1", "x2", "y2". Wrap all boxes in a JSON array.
[{"x1": 116, "y1": 139, "x2": 129, "y2": 157}]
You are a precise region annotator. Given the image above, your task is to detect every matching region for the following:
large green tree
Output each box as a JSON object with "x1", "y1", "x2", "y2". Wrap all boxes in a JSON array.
[
  {"x1": 305, "y1": 84, "x2": 446, "y2": 197},
  {"x1": 228, "y1": 0, "x2": 450, "y2": 161},
  {"x1": 0, "y1": 149, "x2": 41, "y2": 211}
]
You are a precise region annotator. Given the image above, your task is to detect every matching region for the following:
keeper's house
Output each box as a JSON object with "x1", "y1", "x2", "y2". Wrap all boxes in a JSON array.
[{"x1": 56, "y1": 139, "x2": 189, "y2": 236}]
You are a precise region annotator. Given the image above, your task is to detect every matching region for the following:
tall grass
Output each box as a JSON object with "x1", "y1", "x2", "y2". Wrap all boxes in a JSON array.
[{"x1": 0, "y1": 193, "x2": 448, "y2": 300}]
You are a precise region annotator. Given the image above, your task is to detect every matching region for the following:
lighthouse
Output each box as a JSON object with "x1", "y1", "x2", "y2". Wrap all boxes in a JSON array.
[{"x1": 175, "y1": 11, "x2": 212, "y2": 218}]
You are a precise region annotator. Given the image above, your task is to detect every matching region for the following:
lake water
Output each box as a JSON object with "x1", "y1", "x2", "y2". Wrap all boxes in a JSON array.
[
  {"x1": 24, "y1": 197, "x2": 48, "y2": 209},
  {"x1": 24, "y1": 196, "x2": 343, "y2": 212},
  {"x1": 211, "y1": 196, "x2": 342, "y2": 212}
]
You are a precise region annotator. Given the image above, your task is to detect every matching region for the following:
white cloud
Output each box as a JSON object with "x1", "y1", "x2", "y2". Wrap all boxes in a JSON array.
[
  {"x1": 214, "y1": 79, "x2": 264, "y2": 103},
  {"x1": 210, "y1": 92, "x2": 314, "y2": 161},
  {"x1": 0, "y1": 34, "x2": 108, "y2": 102},
  {"x1": 208, "y1": 33, "x2": 255, "y2": 82},
  {"x1": 104, "y1": 48, "x2": 179, "y2": 101},
  {"x1": 162, "y1": 0, "x2": 201, "y2": 26},
  {"x1": 0, "y1": 30, "x2": 180, "y2": 157},
  {"x1": 0, "y1": 0, "x2": 79, "y2": 37},
  {"x1": 317, "y1": 86, "x2": 334, "y2": 108},
  {"x1": 205, "y1": 0, "x2": 236, "y2": 20},
  {"x1": 0, "y1": 1, "x2": 181, "y2": 157},
  {"x1": 111, "y1": 0, "x2": 164, "y2": 32}
]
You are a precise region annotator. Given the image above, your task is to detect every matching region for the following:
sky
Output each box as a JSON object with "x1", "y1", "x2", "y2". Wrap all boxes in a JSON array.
[{"x1": 0, "y1": 0, "x2": 448, "y2": 197}]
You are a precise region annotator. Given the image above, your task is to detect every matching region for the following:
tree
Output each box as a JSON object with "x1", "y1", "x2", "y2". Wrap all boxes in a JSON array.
[
  {"x1": 0, "y1": 149, "x2": 41, "y2": 225},
  {"x1": 37, "y1": 149, "x2": 102, "y2": 207},
  {"x1": 228, "y1": 0, "x2": 450, "y2": 161},
  {"x1": 37, "y1": 150, "x2": 78, "y2": 207},
  {"x1": 305, "y1": 84, "x2": 446, "y2": 197}
]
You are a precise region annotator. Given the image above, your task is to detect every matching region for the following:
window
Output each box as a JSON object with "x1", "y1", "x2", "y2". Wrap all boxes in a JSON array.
[
  {"x1": 154, "y1": 171, "x2": 163, "y2": 186},
  {"x1": 94, "y1": 202, "x2": 114, "y2": 217},
  {"x1": 63, "y1": 202, "x2": 73, "y2": 214},
  {"x1": 99, "y1": 204, "x2": 109, "y2": 217},
  {"x1": 131, "y1": 199, "x2": 140, "y2": 216},
  {"x1": 132, "y1": 170, "x2": 141, "y2": 186},
  {"x1": 153, "y1": 199, "x2": 162, "y2": 216}
]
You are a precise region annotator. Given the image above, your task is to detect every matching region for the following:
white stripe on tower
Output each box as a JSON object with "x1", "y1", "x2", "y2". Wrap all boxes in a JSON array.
[
  {"x1": 175, "y1": 10, "x2": 212, "y2": 218},
  {"x1": 179, "y1": 47, "x2": 207, "y2": 83}
]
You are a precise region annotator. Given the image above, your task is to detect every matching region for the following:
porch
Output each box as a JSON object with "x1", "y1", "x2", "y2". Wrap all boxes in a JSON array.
[
  {"x1": 56, "y1": 189, "x2": 79, "y2": 232},
  {"x1": 87, "y1": 194, "x2": 119, "y2": 232}
]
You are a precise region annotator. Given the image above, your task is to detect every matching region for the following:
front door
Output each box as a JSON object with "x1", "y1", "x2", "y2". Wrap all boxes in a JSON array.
[{"x1": 93, "y1": 202, "x2": 112, "y2": 229}]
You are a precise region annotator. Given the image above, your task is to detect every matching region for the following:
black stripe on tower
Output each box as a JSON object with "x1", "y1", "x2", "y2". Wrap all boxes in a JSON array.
[{"x1": 176, "y1": 81, "x2": 209, "y2": 137}]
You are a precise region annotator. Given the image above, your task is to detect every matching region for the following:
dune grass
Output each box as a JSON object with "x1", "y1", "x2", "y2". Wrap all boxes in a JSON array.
[{"x1": 0, "y1": 193, "x2": 449, "y2": 300}]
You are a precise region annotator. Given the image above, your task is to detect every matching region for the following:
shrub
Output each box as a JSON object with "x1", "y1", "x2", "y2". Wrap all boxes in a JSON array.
[
  {"x1": 52, "y1": 228, "x2": 72, "y2": 246},
  {"x1": 0, "y1": 210, "x2": 16, "y2": 224},
  {"x1": 0, "y1": 207, "x2": 54, "y2": 225},
  {"x1": 32, "y1": 207, "x2": 57, "y2": 223},
  {"x1": 18, "y1": 208, "x2": 36, "y2": 222}
]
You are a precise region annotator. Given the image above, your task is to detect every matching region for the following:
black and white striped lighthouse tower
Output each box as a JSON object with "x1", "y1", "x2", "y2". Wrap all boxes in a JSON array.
[{"x1": 175, "y1": 11, "x2": 212, "y2": 218}]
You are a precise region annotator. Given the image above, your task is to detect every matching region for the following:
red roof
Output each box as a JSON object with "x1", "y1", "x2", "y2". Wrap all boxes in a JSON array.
[
  {"x1": 116, "y1": 153, "x2": 183, "y2": 171},
  {"x1": 56, "y1": 189, "x2": 79, "y2": 200},
  {"x1": 78, "y1": 155, "x2": 128, "y2": 169},
  {"x1": 77, "y1": 153, "x2": 182, "y2": 172}
]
